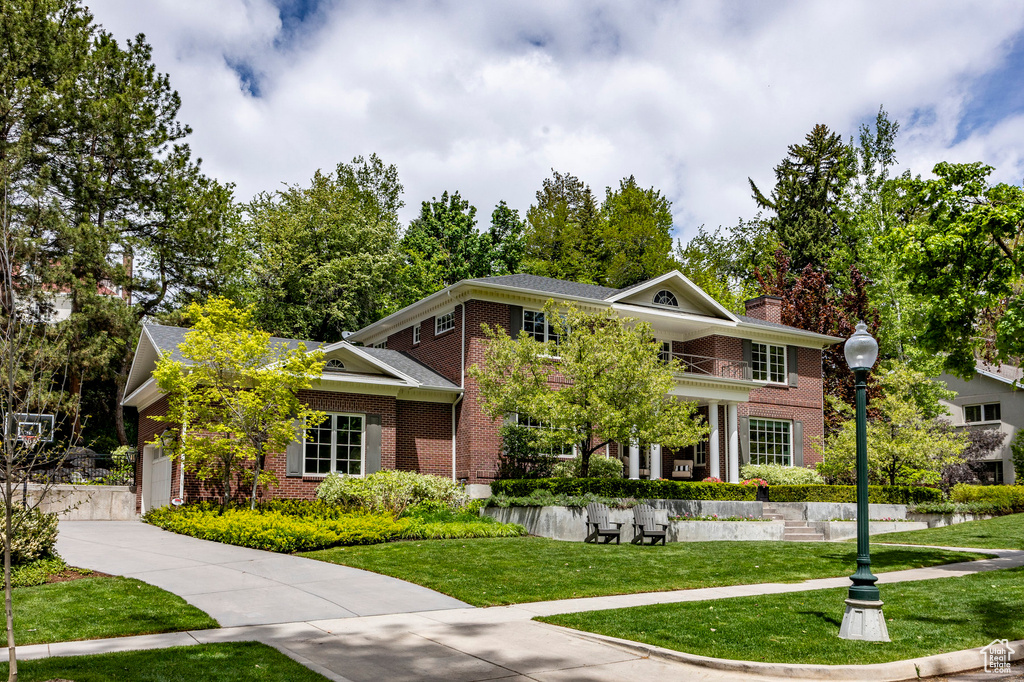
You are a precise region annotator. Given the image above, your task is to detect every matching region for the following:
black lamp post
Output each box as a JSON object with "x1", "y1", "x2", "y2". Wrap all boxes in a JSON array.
[{"x1": 838, "y1": 321, "x2": 889, "y2": 642}]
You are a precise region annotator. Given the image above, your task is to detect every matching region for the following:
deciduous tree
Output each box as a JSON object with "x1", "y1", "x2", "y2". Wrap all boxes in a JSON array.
[
  {"x1": 469, "y1": 304, "x2": 707, "y2": 477},
  {"x1": 152, "y1": 298, "x2": 325, "y2": 510}
]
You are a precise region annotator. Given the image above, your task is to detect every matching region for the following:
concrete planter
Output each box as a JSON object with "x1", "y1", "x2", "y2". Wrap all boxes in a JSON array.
[
  {"x1": 483, "y1": 505, "x2": 783, "y2": 542},
  {"x1": 669, "y1": 519, "x2": 785, "y2": 542},
  {"x1": 26, "y1": 483, "x2": 137, "y2": 521},
  {"x1": 809, "y1": 520, "x2": 929, "y2": 541},
  {"x1": 907, "y1": 512, "x2": 994, "y2": 528}
]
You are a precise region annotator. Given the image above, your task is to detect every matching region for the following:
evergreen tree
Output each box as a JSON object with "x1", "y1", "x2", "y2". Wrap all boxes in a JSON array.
[
  {"x1": 601, "y1": 176, "x2": 677, "y2": 288},
  {"x1": 749, "y1": 124, "x2": 856, "y2": 272},
  {"x1": 522, "y1": 170, "x2": 606, "y2": 284}
]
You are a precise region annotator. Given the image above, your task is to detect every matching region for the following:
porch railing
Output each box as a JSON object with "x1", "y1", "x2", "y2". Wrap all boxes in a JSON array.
[{"x1": 666, "y1": 352, "x2": 751, "y2": 381}]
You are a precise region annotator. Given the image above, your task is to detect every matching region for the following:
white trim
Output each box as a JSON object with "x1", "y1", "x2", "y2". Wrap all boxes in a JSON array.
[
  {"x1": 413, "y1": 324, "x2": 421, "y2": 345},
  {"x1": 605, "y1": 270, "x2": 740, "y2": 322},
  {"x1": 751, "y1": 341, "x2": 788, "y2": 384},
  {"x1": 319, "y1": 341, "x2": 422, "y2": 386},
  {"x1": 435, "y1": 310, "x2": 456, "y2": 335},
  {"x1": 748, "y1": 417, "x2": 794, "y2": 467}
]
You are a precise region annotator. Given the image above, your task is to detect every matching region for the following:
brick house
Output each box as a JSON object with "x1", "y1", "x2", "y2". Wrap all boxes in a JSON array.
[{"x1": 124, "y1": 271, "x2": 840, "y2": 511}]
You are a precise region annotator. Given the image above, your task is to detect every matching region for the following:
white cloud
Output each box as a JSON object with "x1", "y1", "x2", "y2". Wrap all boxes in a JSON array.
[{"x1": 87, "y1": 0, "x2": 1024, "y2": 241}]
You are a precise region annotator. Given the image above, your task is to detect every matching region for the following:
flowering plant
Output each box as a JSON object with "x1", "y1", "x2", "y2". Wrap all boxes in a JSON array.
[
  {"x1": 741, "y1": 478, "x2": 769, "y2": 487},
  {"x1": 702, "y1": 476, "x2": 723, "y2": 483}
]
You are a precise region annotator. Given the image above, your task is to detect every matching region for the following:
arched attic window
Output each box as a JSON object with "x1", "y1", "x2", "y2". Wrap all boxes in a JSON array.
[
  {"x1": 324, "y1": 359, "x2": 346, "y2": 372},
  {"x1": 653, "y1": 289, "x2": 679, "y2": 307}
]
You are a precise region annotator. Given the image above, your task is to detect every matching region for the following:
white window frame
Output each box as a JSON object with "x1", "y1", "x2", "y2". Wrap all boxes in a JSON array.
[
  {"x1": 303, "y1": 412, "x2": 366, "y2": 477},
  {"x1": 749, "y1": 418, "x2": 792, "y2": 466},
  {"x1": 964, "y1": 402, "x2": 1001, "y2": 424},
  {"x1": 435, "y1": 310, "x2": 455, "y2": 335},
  {"x1": 371, "y1": 341, "x2": 386, "y2": 349},
  {"x1": 751, "y1": 342, "x2": 787, "y2": 384},
  {"x1": 658, "y1": 339, "x2": 672, "y2": 363},
  {"x1": 413, "y1": 324, "x2": 421, "y2": 345},
  {"x1": 522, "y1": 309, "x2": 565, "y2": 346},
  {"x1": 653, "y1": 289, "x2": 679, "y2": 307},
  {"x1": 695, "y1": 437, "x2": 707, "y2": 466},
  {"x1": 516, "y1": 414, "x2": 573, "y2": 458}
]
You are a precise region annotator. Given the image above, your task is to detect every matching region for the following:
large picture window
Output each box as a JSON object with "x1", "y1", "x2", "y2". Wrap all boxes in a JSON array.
[
  {"x1": 751, "y1": 343, "x2": 786, "y2": 383},
  {"x1": 523, "y1": 310, "x2": 563, "y2": 346},
  {"x1": 749, "y1": 418, "x2": 791, "y2": 466},
  {"x1": 304, "y1": 413, "x2": 364, "y2": 476}
]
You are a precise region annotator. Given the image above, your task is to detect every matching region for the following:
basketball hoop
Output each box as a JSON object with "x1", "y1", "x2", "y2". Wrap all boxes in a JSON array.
[{"x1": 20, "y1": 434, "x2": 39, "y2": 449}]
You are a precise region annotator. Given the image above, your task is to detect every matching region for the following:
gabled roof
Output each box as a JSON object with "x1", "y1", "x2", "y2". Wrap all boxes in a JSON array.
[
  {"x1": 468, "y1": 274, "x2": 621, "y2": 301},
  {"x1": 124, "y1": 324, "x2": 460, "y2": 404},
  {"x1": 604, "y1": 270, "x2": 739, "y2": 322},
  {"x1": 976, "y1": 362, "x2": 1023, "y2": 387}
]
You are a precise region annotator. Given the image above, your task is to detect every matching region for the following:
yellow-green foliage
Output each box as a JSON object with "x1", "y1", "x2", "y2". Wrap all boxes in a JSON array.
[
  {"x1": 950, "y1": 484, "x2": 1024, "y2": 513},
  {"x1": 316, "y1": 470, "x2": 468, "y2": 515},
  {"x1": 0, "y1": 506, "x2": 59, "y2": 564},
  {"x1": 145, "y1": 506, "x2": 405, "y2": 553},
  {"x1": 552, "y1": 454, "x2": 623, "y2": 479}
]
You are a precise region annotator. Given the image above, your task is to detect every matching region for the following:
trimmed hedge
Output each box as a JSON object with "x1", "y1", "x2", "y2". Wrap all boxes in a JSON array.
[
  {"x1": 769, "y1": 485, "x2": 941, "y2": 505},
  {"x1": 490, "y1": 478, "x2": 756, "y2": 501},
  {"x1": 950, "y1": 484, "x2": 1024, "y2": 514}
]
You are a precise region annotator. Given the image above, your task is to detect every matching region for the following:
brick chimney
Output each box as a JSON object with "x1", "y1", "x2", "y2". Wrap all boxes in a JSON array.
[{"x1": 744, "y1": 296, "x2": 783, "y2": 324}]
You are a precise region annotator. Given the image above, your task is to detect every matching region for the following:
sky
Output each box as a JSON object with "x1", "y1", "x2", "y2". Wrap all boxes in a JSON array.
[{"x1": 87, "y1": 0, "x2": 1024, "y2": 243}]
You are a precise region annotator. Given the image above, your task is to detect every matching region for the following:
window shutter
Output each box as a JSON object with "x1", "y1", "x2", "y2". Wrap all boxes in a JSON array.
[
  {"x1": 742, "y1": 340, "x2": 752, "y2": 380},
  {"x1": 793, "y1": 421, "x2": 803, "y2": 467},
  {"x1": 286, "y1": 419, "x2": 303, "y2": 478},
  {"x1": 787, "y1": 346, "x2": 799, "y2": 387},
  {"x1": 366, "y1": 414, "x2": 382, "y2": 475},
  {"x1": 739, "y1": 416, "x2": 750, "y2": 465},
  {"x1": 509, "y1": 305, "x2": 523, "y2": 338}
]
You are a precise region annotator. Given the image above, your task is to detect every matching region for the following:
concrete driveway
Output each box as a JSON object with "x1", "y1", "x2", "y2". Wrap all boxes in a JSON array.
[{"x1": 56, "y1": 520, "x2": 468, "y2": 627}]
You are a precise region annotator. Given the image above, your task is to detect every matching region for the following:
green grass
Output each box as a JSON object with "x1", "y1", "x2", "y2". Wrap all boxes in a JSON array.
[
  {"x1": 14, "y1": 577, "x2": 218, "y2": 645},
  {"x1": 2, "y1": 642, "x2": 329, "y2": 681},
  {"x1": 540, "y1": 566, "x2": 1024, "y2": 665},
  {"x1": 301, "y1": 537, "x2": 987, "y2": 606},
  {"x1": 872, "y1": 512, "x2": 1024, "y2": 549}
]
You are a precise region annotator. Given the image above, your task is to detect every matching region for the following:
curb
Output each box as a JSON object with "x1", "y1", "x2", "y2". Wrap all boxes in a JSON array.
[{"x1": 559, "y1": 628, "x2": 1024, "y2": 681}]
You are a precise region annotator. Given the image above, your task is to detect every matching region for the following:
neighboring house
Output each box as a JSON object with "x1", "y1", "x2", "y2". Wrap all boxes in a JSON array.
[
  {"x1": 939, "y1": 363, "x2": 1022, "y2": 485},
  {"x1": 123, "y1": 271, "x2": 840, "y2": 511}
]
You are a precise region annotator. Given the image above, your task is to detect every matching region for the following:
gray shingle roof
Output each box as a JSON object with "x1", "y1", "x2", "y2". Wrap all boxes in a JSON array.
[
  {"x1": 143, "y1": 324, "x2": 457, "y2": 390},
  {"x1": 470, "y1": 274, "x2": 622, "y2": 301},
  {"x1": 359, "y1": 348, "x2": 459, "y2": 389},
  {"x1": 145, "y1": 324, "x2": 323, "y2": 363}
]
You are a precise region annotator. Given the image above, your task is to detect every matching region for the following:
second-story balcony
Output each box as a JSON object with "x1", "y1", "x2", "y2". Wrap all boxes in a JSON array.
[{"x1": 663, "y1": 351, "x2": 751, "y2": 382}]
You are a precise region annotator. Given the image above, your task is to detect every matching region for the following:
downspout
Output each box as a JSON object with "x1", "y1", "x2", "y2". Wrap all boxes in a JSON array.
[
  {"x1": 451, "y1": 301, "x2": 466, "y2": 482},
  {"x1": 178, "y1": 404, "x2": 188, "y2": 503},
  {"x1": 451, "y1": 394, "x2": 463, "y2": 482}
]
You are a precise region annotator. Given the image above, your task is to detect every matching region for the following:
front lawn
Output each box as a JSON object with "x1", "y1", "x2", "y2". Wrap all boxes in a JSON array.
[
  {"x1": 301, "y1": 537, "x2": 986, "y2": 606},
  {"x1": 3, "y1": 641, "x2": 329, "y2": 681},
  {"x1": 872, "y1": 512, "x2": 1024, "y2": 549},
  {"x1": 540, "y1": 566, "x2": 1024, "y2": 665},
  {"x1": 14, "y1": 577, "x2": 218, "y2": 645}
]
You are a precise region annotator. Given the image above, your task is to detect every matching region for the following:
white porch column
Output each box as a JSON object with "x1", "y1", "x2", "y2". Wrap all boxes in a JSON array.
[
  {"x1": 727, "y1": 402, "x2": 739, "y2": 484},
  {"x1": 628, "y1": 441, "x2": 640, "y2": 480},
  {"x1": 649, "y1": 443, "x2": 662, "y2": 480},
  {"x1": 708, "y1": 402, "x2": 720, "y2": 479}
]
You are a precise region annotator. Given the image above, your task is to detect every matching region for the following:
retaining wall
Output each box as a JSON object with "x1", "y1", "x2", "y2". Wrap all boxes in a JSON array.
[
  {"x1": 809, "y1": 520, "x2": 929, "y2": 541},
  {"x1": 907, "y1": 512, "x2": 994, "y2": 528},
  {"x1": 26, "y1": 484, "x2": 137, "y2": 521}
]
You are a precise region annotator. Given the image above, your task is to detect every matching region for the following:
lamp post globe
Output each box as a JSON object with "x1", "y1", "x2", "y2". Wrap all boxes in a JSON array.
[{"x1": 838, "y1": 321, "x2": 888, "y2": 642}]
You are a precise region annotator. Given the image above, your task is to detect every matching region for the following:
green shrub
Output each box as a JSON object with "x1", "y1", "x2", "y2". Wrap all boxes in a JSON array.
[
  {"x1": 8, "y1": 555, "x2": 85, "y2": 587},
  {"x1": 0, "y1": 505, "x2": 59, "y2": 564},
  {"x1": 950, "y1": 483, "x2": 1024, "y2": 513},
  {"x1": 487, "y1": 490, "x2": 641, "y2": 509},
  {"x1": 496, "y1": 424, "x2": 559, "y2": 479},
  {"x1": 552, "y1": 455, "x2": 624, "y2": 479},
  {"x1": 145, "y1": 505, "x2": 407, "y2": 553},
  {"x1": 490, "y1": 478, "x2": 755, "y2": 501},
  {"x1": 768, "y1": 484, "x2": 941, "y2": 505},
  {"x1": 1012, "y1": 430, "x2": 1024, "y2": 485},
  {"x1": 316, "y1": 470, "x2": 468, "y2": 514},
  {"x1": 909, "y1": 501, "x2": 1000, "y2": 515},
  {"x1": 740, "y1": 463, "x2": 823, "y2": 485}
]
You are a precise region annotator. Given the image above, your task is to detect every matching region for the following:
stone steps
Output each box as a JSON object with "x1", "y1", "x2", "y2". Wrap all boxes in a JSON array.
[{"x1": 762, "y1": 504, "x2": 824, "y2": 541}]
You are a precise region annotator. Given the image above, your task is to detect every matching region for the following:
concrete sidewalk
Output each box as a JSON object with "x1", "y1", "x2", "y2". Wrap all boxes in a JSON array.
[{"x1": 56, "y1": 521, "x2": 467, "y2": 627}]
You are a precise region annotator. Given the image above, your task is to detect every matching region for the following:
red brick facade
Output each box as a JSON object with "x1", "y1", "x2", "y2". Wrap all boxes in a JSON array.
[{"x1": 134, "y1": 284, "x2": 832, "y2": 506}]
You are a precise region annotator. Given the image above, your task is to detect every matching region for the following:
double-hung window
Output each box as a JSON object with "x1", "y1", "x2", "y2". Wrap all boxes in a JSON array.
[
  {"x1": 435, "y1": 311, "x2": 455, "y2": 335},
  {"x1": 695, "y1": 437, "x2": 707, "y2": 466},
  {"x1": 965, "y1": 403, "x2": 1001, "y2": 423},
  {"x1": 658, "y1": 340, "x2": 672, "y2": 363},
  {"x1": 516, "y1": 414, "x2": 573, "y2": 458},
  {"x1": 749, "y1": 418, "x2": 791, "y2": 466},
  {"x1": 413, "y1": 324, "x2": 421, "y2": 345},
  {"x1": 304, "y1": 413, "x2": 365, "y2": 476},
  {"x1": 751, "y1": 343, "x2": 786, "y2": 383},
  {"x1": 523, "y1": 310, "x2": 564, "y2": 346}
]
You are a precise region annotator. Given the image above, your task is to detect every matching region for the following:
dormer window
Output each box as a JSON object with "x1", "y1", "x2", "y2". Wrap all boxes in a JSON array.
[
  {"x1": 324, "y1": 359, "x2": 346, "y2": 373},
  {"x1": 653, "y1": 290, "x2": 678, "y2": 307}
]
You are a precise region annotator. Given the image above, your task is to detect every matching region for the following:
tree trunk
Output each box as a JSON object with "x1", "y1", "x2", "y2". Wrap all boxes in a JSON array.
[
  {"x1": 114, "y1": 357, "x2": 131, "y2": 446},
  {"x1": 5, "y1": 463, "x2": 17, "y2": 682},
  {"x1": 221, "y1": 455, "x2": 232, "y2": 513},
  {"x1": 249, "y1": 447, "x2": 264, "y2": 511},
  {"x1": 68, "y1": 372, "x2": 83, "y2": 440}
]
